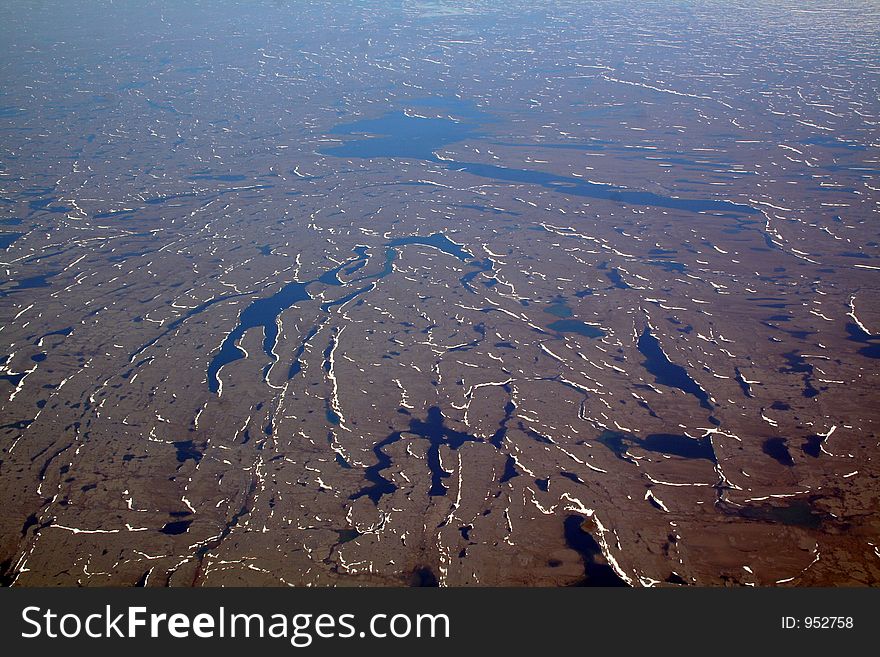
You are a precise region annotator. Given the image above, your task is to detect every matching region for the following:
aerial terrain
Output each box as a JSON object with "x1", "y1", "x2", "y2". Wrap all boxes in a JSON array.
[{"x1": 1, "y1": 0, "x2": 879, "y2": 586}]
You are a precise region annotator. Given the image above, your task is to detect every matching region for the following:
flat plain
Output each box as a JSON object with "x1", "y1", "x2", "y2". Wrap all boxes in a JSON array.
[{"x1": 1, "y1": 0, "x2": 878, "y2": 586}]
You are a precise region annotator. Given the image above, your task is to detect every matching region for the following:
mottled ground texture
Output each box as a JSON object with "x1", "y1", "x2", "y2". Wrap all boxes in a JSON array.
[{"x1": 1, "y1": 0, "x2": 879, "y2": 586}]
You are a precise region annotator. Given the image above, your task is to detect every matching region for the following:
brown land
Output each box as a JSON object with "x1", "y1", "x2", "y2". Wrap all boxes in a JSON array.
[{"x1": 1, "y1": 0, "x2": 878, "y2": 586}]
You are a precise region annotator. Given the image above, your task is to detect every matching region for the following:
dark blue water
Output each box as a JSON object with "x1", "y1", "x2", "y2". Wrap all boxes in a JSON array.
[
  {"x1": 544, "y1": 302, "x2": 573, "y2": 318},
  {"x1": 499, "y1": 455, "x2": 519, "y2": 483},
  {"x1": 547, "y1": 319, "x2": 605, "y2": 338},
  {"x1": 323, "y1": 111, "x2": 478, "y2": 161},
  {"x1": 0, "y1": 106, "x2": 26, "y2": 118},
  {"x1": 320, "y1": 284, "x2": 373, "y2": 312},
  {"x1": 490, "y1": 386, "x2": 516, "y2": 449},
  {"x1": 344, "y1": 246, "x2": 370, "y2": 275},
  {"x1": 333, "y1": 528, "x2": 361, "y2": 544},
  {"x1": 846, "y1": 322, "x2": 880, "y2": 359},
  {"x1": 0, "y1": 232, "x2": 23, "y2": 249},
  {"x1": 409, "y1": 566, "x2": 439, "y2": 587},
  {"x1": 640, "y1": 433, "x2": 716, "y2": 462},
  {"x1": 203, "y1": 245, "x2": 371, "y2": 391},
  {"x1": 287, "y1": 325, "x2": 319, "y2": 379},
  {"x1": 560, "y1": 471, "x2": 585, "y2": 484},
  {"x1": 595, "y1": 428, "x2": 715, "y2": 462},
  {"x1": 0, "y1": 272, "x2": 58, "y2": 297},
  {"x1": 130, "y1": 292, "x2": 244, "y2": 363},
  {"x1": 646, "y1": 260, "x2": 687, "y2": 273},
  {"x1": 519, "y1": 421, "x2": 554, "y2": 445},
  {"x1": 414, "y1": 406, "x2": 482, "y2": 497},
  {"x1": 453, "y1": 161, "x2": 756, "y2": 215},
  {"x1": 762, "y1": 437, "x2": 794, "y2": 466},
  {"x1": 458, "y1": 258, "x2": 494, "y2": 293},
  {"x1": 563, "y1": 515, "x2": 628, "y2": 586},
  {"x1": 595, "y1": 429, "x2": 635, "y2": 462},
  {"x1": 206, "y1": 235, "x2": 477, "y2": 392},
  {"x1": 94, "y1": 209, "x2": 138, "y2": 220},
  {"x1": 28, "y1": 198, "x2": 70, "y2": 214},
  {"x1": 802, "y1": 135, "x2": 866, "y2": 151},
  {"x1": 146, "y1": 99, "x2": 181, "y2": 115},
  {"x1": 801, "y1": 434, "x2": 823, "y2": 458},
  {"x1": 725, "y1": 499, "x2": 823, "y2": 529},
  {"x1": 734, "y1": 367, "x2": 753, "y2": 398},
  {"x1": 386, "y1": 232, "x2": 472, "y2": 261},
  {"x1": 362, "y1": 233, "x2": 487, "y2": 298},
  {"x1": 446, "y1": 323, "x2": 486, "y2": 353},
  {"x1": 605, "y1": 267, "x2": 631, "y2": 289},
  {"x1": 779, "y1": 351, "x2": 820, "y2": 398},
  {"x1": 322, "y1": 108, "x2": 757, "y2": 216},
  {"x1": 350, "y1": 406, "x2": 482, "y2": 504},
  {"x1": 160, "y1": 520, "x2": 192, "y2": 535},
  {"x1": 638, "y1": 327, "x2": 713, "y2": 410},
  {"x1": 34, "y1": 326, "x2": 73, "y2": 345},
  {"x1": 408, "y1": 96, "x2": 488, "y2": 121},
  {"x1": 173, "y1": 440, "x2": 203, "y2": 464},
  {"x1": 501, "y1": 139, "x2": 609, "y2": 152},
  {"x1": 349, "y1": 430, "x2": 403, "y2": 505},
  {"x1": 0, "y1": 371, "x2": 28, "y2": 388},
  {"x1": 207, "y1": 280, "x2": 310, "y2": 393},
  {"x1": 144, "y1": 191, "x2": 198, "y2": 205}
]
